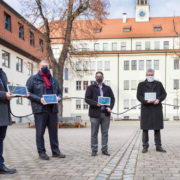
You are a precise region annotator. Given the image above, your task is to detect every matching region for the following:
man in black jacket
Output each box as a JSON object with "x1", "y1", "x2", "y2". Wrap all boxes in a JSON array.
[
  {"x1": 0, "y1": 68, "x2": 16, "y2": 174},
  {"x1": 137, "y1": 69, "x2": 167, "y2": 153},
  {"x1": 85, "y1": 72, "x2": 115, "y2": 156},
  {"x1": 26, "y1": 60, "x2": 65, "y2": 160}
]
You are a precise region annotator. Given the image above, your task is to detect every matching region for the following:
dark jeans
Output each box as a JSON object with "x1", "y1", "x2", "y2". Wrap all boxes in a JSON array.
[
  {"x1": 34, "y1": 105, "x2": 60, "y2": 155},
  {"x1": 90, "y1": 113, "x2": 110, "y2": 152},
  {"x1": 0, "y1": 126, "x2": 7, "y2": 168},
  {"x1": 142, "y1": 130, "x2": 162, "y2": 148}
]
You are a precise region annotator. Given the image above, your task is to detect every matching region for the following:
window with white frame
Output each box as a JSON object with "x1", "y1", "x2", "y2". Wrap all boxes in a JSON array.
[
  {"x1": 124, "y1": 99, "x2": 129, "y2": 109},
  {"x1": 76, "y1": 61, "x2": 81, "y2": 71},
  {"x1": 16, "y1": 57, "x2": 23, "y2": 72},
  {"x1": 131, "y1": 60, "x2": 137, "y2": 70},
  {"x1": 164, "y1": 41, "x2": 169, "y2": 49},
  {"x1": 65, "y1": 87, "x2": 68, "y2": 93},
  {"x1": 104, "y1": 80, "x2": 110, "y2": 86},
  {"x1": 76, "y1": 81, "x2": 81, "y2": 90},
  {"x1": 76, "y1": 100, "x2": 81, "y2": 110},
  {"x1": 83, "y1": 61, "x2": 89, "y2": 71},
  {"x1": 124, "y1": 80, "x2": 129, "y2": 90},
  {"x1": 145, "y1": 41, "x2": 151, "y2": 50},
  {"x1": 173, "y1": 99, "x2": 179, "y2": 109},
  {"x1": 154, "y1": 41, "x2": 160, "y2": 49},
  {"x1": 131, "y1": 80, "x2": 137, "y2": 90},
  {"x1": 28, "y1": 62, "x2": 33, "y2": 76},
  {"x1": 136, "y1": 42, "x2": 141, "y2": 50},
  {"x1": 90, "y1": 81, "x2": 95, "y2": 85},
  {"x1": 83, "y1": 100, "x2": 88, "y2": 109},
  {"x1": 90, "y1": 61, "x2": 96, "y2": 71},
  {"x1": 174, "y1": 59, "x2": 179, "y2": 70},
  {"x1": 83, "y1": 81, "x2": 88, "y2": 90},
  {"x1": 97, "y1": 61, "x2": 103, "y2": 71},
  {"x1": 94, "y1": 43, "x2": 99, "y2": 51},
  {"x1": 146, "y1": 60, "x2": 151, "y2": 70},
  {"x1": 154, "y1": 60, "x2": 159, "y2": 70},
  {"x1": 103, "y1": 43, "x2": 108, "y2": 51},
  {"x1": 139, "y1": 60, "x2": 144, "y2": 70},
  {"x1": 131, "y1": 99, "x2": 137, "y2": 109},
  {"x1": 2, "y1": 51, "x2": 10, "y2": 68},
  {"x1": 124, "y1": 61, "x2": 129, "y2": 70},
  {"x1": 112, "y1": 43, "x2": 117, "y2": 51},
  {"x1": 105, "y1": 61, "x2": 110, "y2": 71},
  {"x1": 17, "y1": 97, "x2": 23, "y2": 104},
  {"x1": 121, "y1": 42, "x2": 126, "y2": 50},
  {"x1": 174, "y1": 79, "x2": 179, "y2": 89}
]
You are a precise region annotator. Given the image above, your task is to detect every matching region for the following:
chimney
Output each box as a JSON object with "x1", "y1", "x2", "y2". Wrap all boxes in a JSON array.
[{"x1": 123, "y1": 13, "x2": 127, "y2": 24}]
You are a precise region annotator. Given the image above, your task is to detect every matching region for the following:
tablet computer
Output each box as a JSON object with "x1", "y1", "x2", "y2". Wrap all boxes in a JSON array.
[{"x1": 98, "y1": 96, "x2": 111, "y2": 106}]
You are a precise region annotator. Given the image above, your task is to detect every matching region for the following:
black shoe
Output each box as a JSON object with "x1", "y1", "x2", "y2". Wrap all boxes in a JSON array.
[
  {"x1": 142, "y1": 148, "x2": 148, "y2": 153},
  {"x1": 39, "y1": 153, "x2": 49, "y2": 160},
  {"x1": 91, "y1": 152, "x2": 97, "y2": 156},
  {"x1": 156, "y1": 146, "x2": 166, "y2": 153},
  {"x1": 0, "y1": 165, "x2": 16, "y2": 174},
  {"x1": 102, "y1": 151, "x2": 110, "y2": 156},
  {"x1": 52, "y1": 153, "x2": 66, "y2": 158}
]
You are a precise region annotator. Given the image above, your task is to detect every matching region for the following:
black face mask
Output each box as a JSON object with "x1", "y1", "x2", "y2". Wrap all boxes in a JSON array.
[
  {"x1": 41, "y1": 67, "x2": 49, "y2": 74},
  {"x1": 96, "y1": 77, "x2": 103, "y2": 83}
]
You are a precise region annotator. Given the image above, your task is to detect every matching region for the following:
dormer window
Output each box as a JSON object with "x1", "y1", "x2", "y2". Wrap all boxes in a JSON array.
[
  {"x1": 93, "y1": 27, "x2": 102, "y2": 34},
  {"x1": 123, "y1": 27, "x2": 131, "y2": 33},
  {"x1": 154, "y1": 27, "x2": 162, "y2": 32}
]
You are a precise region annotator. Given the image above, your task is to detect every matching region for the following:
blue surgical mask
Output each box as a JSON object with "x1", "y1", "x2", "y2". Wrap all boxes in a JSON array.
[{"x1": 41, "y1": 67, "x2": 49, "y2": 74}]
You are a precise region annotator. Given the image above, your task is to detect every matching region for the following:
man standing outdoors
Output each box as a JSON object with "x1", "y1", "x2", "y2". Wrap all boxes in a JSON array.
[
  {"x1": 85, "y1": 72, "x2": 115, "y2": 156},
  {"x1": 26, "y1": 60, "x2": 65, "y2": 160},
  {"x1": 0, "y1": 68, "x2": 16, "y2": 174},
  {"x1": 137, "y1": 69, "x2": 167, "y2": 153}
]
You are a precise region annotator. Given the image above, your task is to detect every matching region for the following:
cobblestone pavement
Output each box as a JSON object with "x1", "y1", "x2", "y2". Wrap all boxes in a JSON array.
[{"x1": 1, "y1": 121, "x2": 180, "y2": 180}]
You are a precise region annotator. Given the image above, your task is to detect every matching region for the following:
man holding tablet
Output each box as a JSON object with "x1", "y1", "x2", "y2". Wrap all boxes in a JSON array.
[
  {"x1": 85, "y1": 72, "x2": 115, "y2": 156},
  {"x1": 26, "y1": 60, "x2": 65, "y2": 160},
  {"x1": 137, "y1": 69, "x2": 167, "y2": 153}
]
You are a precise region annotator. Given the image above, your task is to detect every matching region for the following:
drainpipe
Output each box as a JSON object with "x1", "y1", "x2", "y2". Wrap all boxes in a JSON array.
[
  {"x1": 117, "y1": 54, "x2": 120, "y2": 119},
  {"x1": 165, "y1": 53, "x2": 167, "y2": 119}
]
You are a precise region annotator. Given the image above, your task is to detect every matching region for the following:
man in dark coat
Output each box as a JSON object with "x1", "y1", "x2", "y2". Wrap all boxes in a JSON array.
[
  {"x1": 0, "y1": 68, "x2": 16, "y2": 174},
  {"x1": 85, "y1": 72, "x2": 115, "y2": 156},
  {"x1": 137, "y1": 69, "x2": 167, "y2": 153},
  {"x1": 26, "y1": 60, "x2": 65, "y2": 160}
]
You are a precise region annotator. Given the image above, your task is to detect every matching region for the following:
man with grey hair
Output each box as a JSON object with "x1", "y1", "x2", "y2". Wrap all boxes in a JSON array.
[
  {"x1": 26, "y1": 60, "x2": 66, "y2": 160},
  {"x1": 137, "y1": 69, "x2": 167, "y2": 153}
]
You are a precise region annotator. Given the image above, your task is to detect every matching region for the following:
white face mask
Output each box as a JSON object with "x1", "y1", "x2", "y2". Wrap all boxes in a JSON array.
[{"x1": 147, "y1": 76, "x2": 155, "y2": 82}]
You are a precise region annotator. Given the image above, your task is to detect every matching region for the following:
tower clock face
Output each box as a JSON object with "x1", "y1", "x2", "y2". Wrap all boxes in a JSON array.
[{"x1": 138, "y1": 10, "x2": 146, "y2": 19}]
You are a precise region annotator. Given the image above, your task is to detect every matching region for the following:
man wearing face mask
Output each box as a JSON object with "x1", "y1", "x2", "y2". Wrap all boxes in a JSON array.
[
  {"x1": 85, "y1": 72, "x2": 115, "y2": 156},
  {"x1": 137, "y1": 69, "x2": 167, "y2": 153},
  {"x1": 26, "y1": 60, "x2": 65, "y2": 160}
]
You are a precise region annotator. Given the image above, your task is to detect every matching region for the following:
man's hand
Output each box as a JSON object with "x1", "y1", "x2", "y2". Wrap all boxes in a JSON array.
[
  {"x1": 57, "y1": 97, "x2": 61, "y2": 102},
  {"x1": 106, "y1": 107, "x2": 112, "y2": 113},
  {"x1": 40, "y1": 98, "x2": 47, "y2": 105},
  {"x1": 154, "y1": 99, "x2": 160, "y2": 105},
  {"x1": 6, "y1": 92, "x2": 15, "y2": 101},
  {"x1": 22, "y1": 92, "x2": 30, "y2": 98},
  {"x1": 97, "y1": 103, "x2": 102, "y2": 107},
  {"x1": 147, "y1": 99, "x2": 155, "y2": 104}
]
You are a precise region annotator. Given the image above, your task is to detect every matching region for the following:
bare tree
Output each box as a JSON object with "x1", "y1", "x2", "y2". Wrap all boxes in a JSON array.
[{"x1": 19, "y1": 0, "x2": 110, "y2": 115}]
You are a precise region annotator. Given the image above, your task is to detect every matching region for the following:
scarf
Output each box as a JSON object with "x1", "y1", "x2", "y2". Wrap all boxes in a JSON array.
[{"x1": 39, "y1": 71, "x2": 51, "y2": 89}]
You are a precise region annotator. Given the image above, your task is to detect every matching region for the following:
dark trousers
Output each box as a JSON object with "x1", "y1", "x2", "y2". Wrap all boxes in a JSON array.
[
  {"x1": 0, "y1": 126, "x2": 7, "y2": 167},
  {"x1": 142, "y1": 130, "x2": 162, "y2": 148},
  {"x1": 90, "y1": 113, "x2": 110, "y2": 152},
  {"x1": 34, "y1": 106, "x2": 60, "y2": 154}
]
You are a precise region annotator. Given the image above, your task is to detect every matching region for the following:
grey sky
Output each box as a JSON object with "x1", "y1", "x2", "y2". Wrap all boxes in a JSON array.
[{"x1": 4, "y1": 0, "x2": 180, "y2": 20}]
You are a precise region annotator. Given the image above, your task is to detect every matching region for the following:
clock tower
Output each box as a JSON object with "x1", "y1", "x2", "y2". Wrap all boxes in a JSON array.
[{"x1": 135, "y1": 0, "x2": 150, "y2": 22}]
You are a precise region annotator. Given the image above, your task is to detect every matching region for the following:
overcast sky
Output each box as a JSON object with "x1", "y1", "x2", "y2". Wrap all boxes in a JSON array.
[{"x1": 4, "y1": 0, "x2": 180, "y2": 20}]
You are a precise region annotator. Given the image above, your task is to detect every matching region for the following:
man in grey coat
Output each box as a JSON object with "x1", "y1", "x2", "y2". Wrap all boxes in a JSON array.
[{"x1": 0, "y1": 68, "x2": 16, "y2": 174}]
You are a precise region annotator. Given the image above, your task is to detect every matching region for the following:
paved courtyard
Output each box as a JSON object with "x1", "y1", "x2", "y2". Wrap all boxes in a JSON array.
[{"x1": 0, "y1": 121, "x2": 180, "y2": 180}]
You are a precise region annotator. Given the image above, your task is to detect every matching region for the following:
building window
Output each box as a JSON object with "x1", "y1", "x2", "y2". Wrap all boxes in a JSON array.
[
  {"x1": 17, "y1": 97, "x2": 23, "y2": 104},
  {"x1": 28, "y1": 100, "x2": 31, "y2": 106},
  {"x1": 154, "y1": 27, "x2": 162, "y2": 32},
  {"x1": 39, "y1": 39, "x2": 43, "y2": 52},
  {"x1": 64, "y1": 68, "x2": 68, "y2": 80},
  {"x1": 174, "y1": 79, "x2": 179, "y2": 89},
  {"x1": 76, "y1": 81, "x2": 81, "y2": 90},
  {"x1": 94, "y1": 43, "x2": 99, "y2": 51},
  {"x1": 139, "y1": 60, "x2": 144, "y2": 70},
  {"x1": 4, "y1": 12, "x2": 11, "y2": 31},
  {"x1": 76, "y1": 61, "x2": 81, "y2": 71},
  {"x1": 83, "y1": 100, "x2": 88, "y2": 110},
  {"x1": 16, "y1": 57, "x2": 23, "y2": 72},
  {"x1": 76, "y1": 100, "x2": 81, "y2": 110},
  {"x1": 103, "y1": 43, "x2": 108, "y2": 51},
  {"x1": 164, "y1": 41, "x2": 169, "y2": 49},
  {"x1": 136, "y1": 42, "x2": 141, "y2": 50},
  {"x1": 83, "y1": 81, "x2": 88, "y2": 90},
  {"x1": 28, "y1": 62, "x2": 33, "y2": 76},
  {"x1": 124, "y1": 80, "x2": 129, "y2": 90},
  {"x1": 154, "y1": 41, "x2": 160, "y2": 49},
  {"x1": 2, "y1": 51, "x2": 10, "y2": 68},
  {"x1": 121, "y1": 42, "x2": 126, "y2": 50},
  {"x1": 90, "y1": 61, "x2": 95, "y2": 71},
  {"x1": 104, "y1": 80, "x2": 110, "y2": 86},
  {"x1": 145, "y1": 41, "x2": 151, "y2": 50},
  {"x1": 105, "y1": 61, "x2": 110, "y2": 71},
  {"x1": 146, "y1": 60, "x2": 152, "y2": 70},
  {"x1": 131, "y1": 60, "x2": 137, "y2": 70},
  {"x1": 112, "y1": 43, "x2": 117, "y2": 51},
  {"x1": 97, "y1": 61, "x2": 103, "y2": 71},
  {"x1": 154, "y1": 60, "x2": 159, "y2": 70},
  {"x1": 173, "y1": 99, "x2": 179, "y2": 109},
  {"x1": 52, "y1": 48, "x2": 61, "y2": 60},
  {"x1": 123, "y1": 28, "x2": 131, "y2": 32},
  {"x1": 131, "y1": 99, "x2": 137, "y2": 109},
  {"x1": 83, "y1": 61, "x2": 89, "y2": 71},
  {"x1": 131, "y1": 80, "x2": 137, "y2": 90},
  {"x1": 124, "y1": 61, "x2": 129, "y2": 70},
  {"x1": 65, "y1": 87, "x2": 68, "y2": 93},
  {"x1": 90, "y1": 81, "x2": 95, "y2": 85},
  {"x1": 174, "y1": 59, "x2": 179, "y2": 70},
  {"x1": 18, "y1": 23, "x2": 24, "y2": 40},
  {"x1": 124, "y1": 99, "x2": 129, "y2": 109},
  {"x1": 30, "y1": 31, "x2": 34, "y2": 46}
]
